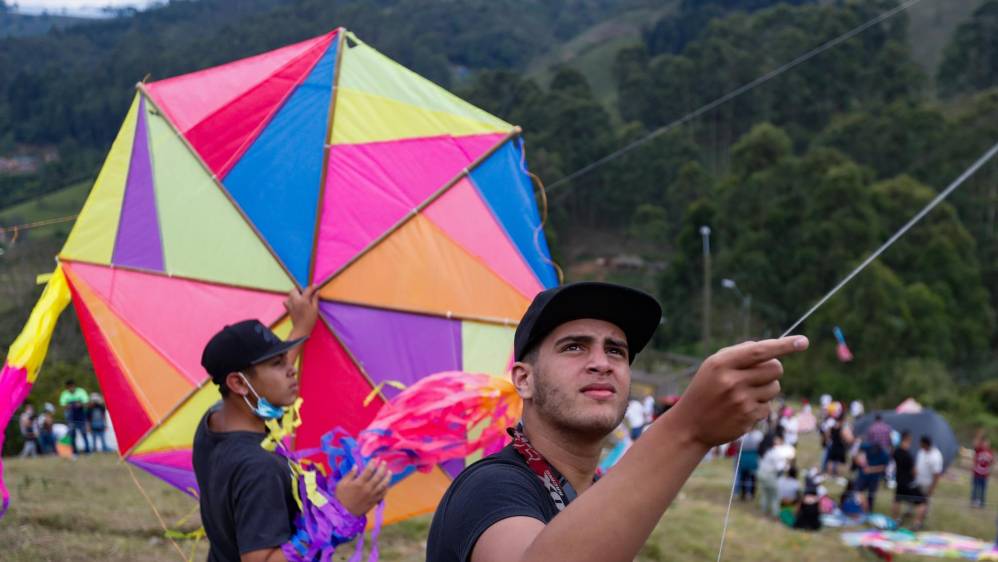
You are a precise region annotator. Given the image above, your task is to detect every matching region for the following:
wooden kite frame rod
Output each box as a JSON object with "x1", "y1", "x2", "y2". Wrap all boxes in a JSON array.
[
  {"x1": 312, "y1": 125, "x2": 523, "y2": 290},
  {"x1": 135, "y1": 83, "x2": 300, "y2": 290},
  {"x1": 306, "y1": 28, "x2": 347, "y2": 285}
]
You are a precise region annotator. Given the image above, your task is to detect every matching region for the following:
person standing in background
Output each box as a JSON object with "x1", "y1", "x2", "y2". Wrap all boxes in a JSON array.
[
  {"x1": 88, "y1": 393, "x2": 109, "y2": 453},
  {"x1": 18, "y1": 405, "x2": 38, "y2": 458},
  {"x1": 913, "y1": 436, "x2": 944, "y2": 531},
  {"x1": 625, "y1": 398, "x2": 645, "y2": 441},
  {"x1": 59, "y1": 380, "x2": 90, "y2": 454},
  {"x1": 972, "y1": 430, "x2": 993, "y2": 508}
]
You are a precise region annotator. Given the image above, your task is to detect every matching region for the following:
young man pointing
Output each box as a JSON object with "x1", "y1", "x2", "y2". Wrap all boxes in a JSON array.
[{"x1": 427, "y1": 282, "x2": 808, "y2": 562}]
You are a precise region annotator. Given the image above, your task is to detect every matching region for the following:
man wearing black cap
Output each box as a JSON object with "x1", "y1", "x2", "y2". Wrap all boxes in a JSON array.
[
  {"x1": 426, "y1": 282, "x2": 809, "y2": 562},
  {"x1": 194, "y1": 287, "x2": 390, "y2": 562}
]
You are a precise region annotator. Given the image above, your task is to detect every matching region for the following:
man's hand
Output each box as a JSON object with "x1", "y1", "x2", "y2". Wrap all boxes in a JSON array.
[
  {"x1": 285, "y1": 285, "x2": 319, "y2": 337},
  {"x1": 667, "y1": 336, "x2": 809, "y2": 448},
  {"x1": 335, "y1": 460, "x2": 391, "y2": 516}
]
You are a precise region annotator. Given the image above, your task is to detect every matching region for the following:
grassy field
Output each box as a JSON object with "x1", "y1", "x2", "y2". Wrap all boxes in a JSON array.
[
  {"x1": 2, "y1": 429, "x2": 994, "y2": 561},
  {"x1": 0, "y1": 181, "x2": 90, "y2": 244}
]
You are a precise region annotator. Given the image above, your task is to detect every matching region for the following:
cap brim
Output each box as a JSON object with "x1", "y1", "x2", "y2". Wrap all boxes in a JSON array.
[
  {"x1": 250, "y1": 336, "x2": 308, "y2": 365},
  {"x1": 525, "y1": 282, "x2": 661, "y2": 363}
]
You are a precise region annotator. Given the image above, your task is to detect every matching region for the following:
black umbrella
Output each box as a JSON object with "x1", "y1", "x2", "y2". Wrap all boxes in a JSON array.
[{"x1": 854, "y1": 409, "x2": 959, "y2": 469}]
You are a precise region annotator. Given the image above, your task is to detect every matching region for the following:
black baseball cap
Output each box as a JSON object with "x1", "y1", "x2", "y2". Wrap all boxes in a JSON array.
[
  {"x1": 201, "y1": 319, "x2": 306, "y2": 383},
  {"x1": 513, "y1": 282, "x2": 662, "y2": 364}
]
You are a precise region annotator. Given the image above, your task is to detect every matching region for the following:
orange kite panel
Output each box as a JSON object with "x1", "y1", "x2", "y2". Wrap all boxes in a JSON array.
[
  {"x1": 64, "y1": 266, "x2": 195, "y2": 425},
  {"x1": 318, "y1": 215, "x2": 530, "y2": 322}
]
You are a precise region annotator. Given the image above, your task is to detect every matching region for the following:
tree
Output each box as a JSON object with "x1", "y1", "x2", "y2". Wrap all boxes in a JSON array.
[{"x1": 937, "y1": 1, "x2": 998, "y2": 98}]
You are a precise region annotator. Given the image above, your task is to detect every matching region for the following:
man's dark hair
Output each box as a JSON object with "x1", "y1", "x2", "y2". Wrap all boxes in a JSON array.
[
  {"x1": 900, "y1": 430, "x2": 911, "y2": 440},
  {"x1": 65, "y1": 379, "x2": 75, "y2": 387},
  {"x1": 874, "y1": 414, "x2": 882, "y2": 421},
  {"x1": 216, "y1": 378, "x2": 231, "y2": 398},
  {"x1": 520, "y1": 345, "x2": 540, "y2": 366},
  {"x1": 920, "y1": 435, "x2": 932, "y2": 447}
]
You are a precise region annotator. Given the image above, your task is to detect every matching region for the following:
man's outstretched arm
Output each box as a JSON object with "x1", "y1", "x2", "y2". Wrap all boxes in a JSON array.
[{"x1": 472, "y1": 336, "x2": 809, "y2": 562}]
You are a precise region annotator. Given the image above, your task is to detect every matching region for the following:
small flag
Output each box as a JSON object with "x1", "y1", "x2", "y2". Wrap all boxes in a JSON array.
[{"x1": 833, "y1": 326, "x2": 853, "y2": 362}]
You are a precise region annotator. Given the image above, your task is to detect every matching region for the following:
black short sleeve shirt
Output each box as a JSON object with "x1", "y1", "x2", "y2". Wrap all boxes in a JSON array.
[
  {"x1": 426, "y1": 444, "x2": 561, "y2": 562},
  {"x1": 192, "y1": 405, "x2": 298, "y2": 562}
]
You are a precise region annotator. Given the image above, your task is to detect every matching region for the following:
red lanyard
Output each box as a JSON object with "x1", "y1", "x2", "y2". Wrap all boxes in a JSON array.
[{"x1": 507, "y1": 426, "x2": 601, "y2": 512}]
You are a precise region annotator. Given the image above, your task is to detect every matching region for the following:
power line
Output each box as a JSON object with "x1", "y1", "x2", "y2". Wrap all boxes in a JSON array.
[{"x1": 545, "y1": 0, "x2": 925, "y2": 198}]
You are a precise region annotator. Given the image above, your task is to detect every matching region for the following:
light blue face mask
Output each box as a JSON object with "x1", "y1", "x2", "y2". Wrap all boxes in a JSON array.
[{"x1": 239, "y1": 373, "x2": 285, "y2": 420}]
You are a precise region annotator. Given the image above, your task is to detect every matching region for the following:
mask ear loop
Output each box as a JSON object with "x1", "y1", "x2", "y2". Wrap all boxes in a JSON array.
[{"x1": 238, "y1": 372, "x2": 262, "y2": 412}]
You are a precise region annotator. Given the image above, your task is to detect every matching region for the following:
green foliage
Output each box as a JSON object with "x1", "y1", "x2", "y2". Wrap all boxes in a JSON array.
[{"x1": 937, "y1": 0, "x2": 998, "y2": 98}]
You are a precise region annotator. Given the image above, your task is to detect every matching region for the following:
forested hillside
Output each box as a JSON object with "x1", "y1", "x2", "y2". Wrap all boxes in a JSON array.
[{"x1": 3, "y1": 0, "x2": 998, "y2": 451}]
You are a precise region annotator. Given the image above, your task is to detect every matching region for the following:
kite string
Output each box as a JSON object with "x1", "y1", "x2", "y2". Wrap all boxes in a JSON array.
[
  {"x1": 714, "y1": 139, "x2": 998, "y2": 562},
  {"x1": 779, "y1": 140, "x2": 998, "y2": 338},
  {"x1": 520, "y1": 137, "x2": 565, "y2": 284},
  {"x1": 545, "y1": 0, "x2": 924, "y2": 196},
  {"x1": 124, "y1": 462, "x2": 190, "y2": 562}
]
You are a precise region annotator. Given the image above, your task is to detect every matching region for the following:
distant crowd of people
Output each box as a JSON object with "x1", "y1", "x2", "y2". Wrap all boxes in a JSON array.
[
  {"x1": 725, "y1": 395, "x2": 993, "y2": 534},
  {"x1": 17, "y1": 379, "x2": 110, "y2": 457}
]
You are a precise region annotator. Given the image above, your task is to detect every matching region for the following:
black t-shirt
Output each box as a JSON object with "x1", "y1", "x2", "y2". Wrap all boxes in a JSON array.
[
  {"x1": 192, "y1": 405, "x2": 298, "y2": 562},
  {"x1": 893, "y1": 447, "x2": 915, "y2": 490},
  {"x1": 426, "y1": 444, "x2": 562, "y2": 562}
]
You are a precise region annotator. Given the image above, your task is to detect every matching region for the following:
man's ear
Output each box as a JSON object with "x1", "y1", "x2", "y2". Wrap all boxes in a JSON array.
[
  {"x1": 510, "y1": 362, "x2": 534, "y2": 400},
  {"x1": 225, "y1": 371, "x2": 250, "y2": 397}
]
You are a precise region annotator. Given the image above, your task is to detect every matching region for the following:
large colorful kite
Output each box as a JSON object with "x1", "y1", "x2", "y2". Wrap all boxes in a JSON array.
[{"x1": 0, "y1": 27, "x2": 558, "y2": 523}]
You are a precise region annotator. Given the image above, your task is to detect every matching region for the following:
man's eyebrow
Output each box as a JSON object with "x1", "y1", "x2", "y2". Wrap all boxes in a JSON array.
[
  {"x1": 552, "y1": 334, "x2": 596, "y2": 347},
  {"x1": 606, "y1": 337, "x2": 629, "y2": 350}
]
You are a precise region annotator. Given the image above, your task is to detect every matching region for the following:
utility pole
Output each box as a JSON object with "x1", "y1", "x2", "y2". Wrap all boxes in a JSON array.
[{"x1": 700, "y1": 225, "x2": 712, "y2": 351}]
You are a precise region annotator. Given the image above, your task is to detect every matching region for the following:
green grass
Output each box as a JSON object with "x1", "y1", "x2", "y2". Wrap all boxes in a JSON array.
[
  {"x1": 3, "y1": 428, "x2": 994, "y2": 561},
  {"x1": 0, "y1": 181, "x2": 91, "y2": 244}
]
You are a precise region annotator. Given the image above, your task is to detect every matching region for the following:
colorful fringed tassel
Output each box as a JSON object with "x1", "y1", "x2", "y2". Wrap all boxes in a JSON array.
[{"x1": 279, "y1": 371, "x2": 522, "y2": 561}]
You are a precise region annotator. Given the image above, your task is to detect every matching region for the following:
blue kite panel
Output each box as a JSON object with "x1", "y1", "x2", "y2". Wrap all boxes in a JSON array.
[
  {"x1": 468, "y1": 139, "x2": 559, "y2": 288},
  {"x1": 222, "y1": 41, "x2": 338, "y2": 286}
]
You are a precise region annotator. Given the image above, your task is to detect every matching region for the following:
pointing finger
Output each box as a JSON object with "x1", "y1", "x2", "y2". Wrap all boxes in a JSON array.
[{"x1": 715, "y1": 336, "x2": 808, "y2": 369}]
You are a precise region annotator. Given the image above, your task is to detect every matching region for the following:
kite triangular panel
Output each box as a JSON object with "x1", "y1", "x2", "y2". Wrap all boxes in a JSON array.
[
  {"x1": 63, "y1": 265, "x2": 193, "y2": 424},
  {"x1": 424, "y1": 177, "x2": 543, "y2": 299},
  {"x1": 62, "y1": 261, "x2": 287, "y2": 386},
  {"x1": 318, "y1": 214, "x2": 531, "y2": 321},
  {"x1": 112, "y1": 96, "x2": 164, "y2": 272},
  {"x1": 222, "y1": 40, "x2": 338, "y2": 286},
  {"x1": 296, "y1": 320, "x2": 384, "y2": 451},
  {"x1": 132, "y1": 382, "x2": 220, "y2": 455},
  {"x1": 334, "y1": 38, "x2": 510, "y2": 144},
  {"x1": 461, "y1": 320, "x2": 515, "y2": 376},
  {"x1": 320, "y1": 301, "x2": 461, "y2": 399},
  {"x1": 129, "y1": 451, "x2": 197, "y2": 497},
  {"x1": 185, "y1": 33, "x2": 335, "y2": 178},
  {"x1": 143, "y1": 97, "x2": 295, "y2": 292},
  {"x1": 145, "y1": 32, "x2": 334, "y2": 133},
  {"x1": 380, "y1": 466, "x2": 453, "y2": 525},
  {"x1": 312, "y1": 133, "x2": 505, "y2": 283},
  {"x1": 331, "y1": 90, "x2": 509, "y2": 145},
  {"x1": 60, "y1": 95, "x2": 139, "y2": 264},
  {"x1": 67, "y1": 275, "x2": 153, "y2": 454},
  {"x1": 468, "y1": 139, "x2": 559, "y2": 288}
]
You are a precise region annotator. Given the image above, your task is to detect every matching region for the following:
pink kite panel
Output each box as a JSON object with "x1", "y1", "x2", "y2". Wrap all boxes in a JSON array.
[
  {"x1": 311, "y1": 133, "x2": 506, "y2": 283},
  {"x1": 187, "y1": 37, "x2": 334, "y2": 177},
  {"x1": 145, "y1": 32, "x2": 335, "y2": 133},
  {"x1": 130, "y1": 449, "x2": 193, "y2": 469},
  {"x1": 423, "y1": 178, "x2": 542, "y2": 299},
  {"x1": 62, "y1": 262, "x2": 287, "y2": 385}
]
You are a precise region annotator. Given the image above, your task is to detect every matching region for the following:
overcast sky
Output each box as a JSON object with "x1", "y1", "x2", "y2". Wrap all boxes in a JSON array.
[{"x1": 13, "y1": 0, "x2": 162, "y2": 17}]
